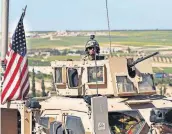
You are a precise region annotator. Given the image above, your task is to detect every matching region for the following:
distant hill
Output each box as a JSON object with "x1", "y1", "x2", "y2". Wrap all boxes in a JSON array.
[{"x1": 1, "y1": 29, "x2": 172, "y2": 33}]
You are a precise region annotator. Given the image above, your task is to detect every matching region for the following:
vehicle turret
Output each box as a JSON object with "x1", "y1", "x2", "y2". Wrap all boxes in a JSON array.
[{"x1": 51, "y1": 51, "x2": 159, "y2": 97}]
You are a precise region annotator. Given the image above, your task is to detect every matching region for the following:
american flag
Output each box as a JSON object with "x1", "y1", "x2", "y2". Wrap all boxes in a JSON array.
[{"x1": 1, "y1": 8, "x2": 30, "y2": 104}]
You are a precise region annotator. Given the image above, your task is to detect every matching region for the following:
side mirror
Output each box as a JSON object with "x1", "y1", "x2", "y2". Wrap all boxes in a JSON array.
[{"x1": 25, "y1": 99, "x2": 41, "y2": 109}]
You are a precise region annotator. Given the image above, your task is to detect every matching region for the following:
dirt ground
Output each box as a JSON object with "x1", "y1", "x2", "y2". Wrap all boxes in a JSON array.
[{"x1": 28, "y1": 79, "x2": 51, "y2": 94}]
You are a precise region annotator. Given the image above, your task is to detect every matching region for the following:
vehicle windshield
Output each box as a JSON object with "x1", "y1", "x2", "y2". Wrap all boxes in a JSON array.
[
  {"x1": 138, "y1": 74, "x2": 155, "y2": 91},
  {"x1": 108, "y1": 111, "x2": 146, "y2": 134},
  {"x1": 55, "y1": 67, "x2": 62, "y2": 83},
  {"x1": 116, "y1": 76, "x2": 135, "y2": 93},
  {"x1": 68, "y1": 68, "x2": 79, "y2": 88},
  {"x1": 87, "y1": 66, "x2": 104, "y2": 83}
]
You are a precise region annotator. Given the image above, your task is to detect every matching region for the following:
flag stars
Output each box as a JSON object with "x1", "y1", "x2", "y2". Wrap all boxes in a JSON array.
[{"x1": 11, "y1": 20, "x2": 26, "y2": 57}]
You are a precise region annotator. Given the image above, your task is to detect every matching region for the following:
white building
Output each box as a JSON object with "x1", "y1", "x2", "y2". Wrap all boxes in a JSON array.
[{"x1": 100, "y1": 47, "x2": 123, "y2": 54}]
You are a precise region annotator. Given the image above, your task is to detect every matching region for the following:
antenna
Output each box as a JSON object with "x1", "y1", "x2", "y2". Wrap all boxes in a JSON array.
[
  {"x1": 94, "y1": 45, "x2": 99, "y2": 96},
  {"x1": 105, "y1": 0, "x2": 112, "y2": 57}
]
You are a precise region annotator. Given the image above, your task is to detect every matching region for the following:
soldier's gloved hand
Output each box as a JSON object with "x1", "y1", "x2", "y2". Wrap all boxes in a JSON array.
[{"x1": 97, "y1": 71, "x2": 103, "y2": 77}]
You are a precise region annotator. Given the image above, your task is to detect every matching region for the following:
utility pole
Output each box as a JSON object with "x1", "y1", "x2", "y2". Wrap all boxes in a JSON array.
[{"x1": 1, "y1": 0, "x2": 9, "y2": 90}]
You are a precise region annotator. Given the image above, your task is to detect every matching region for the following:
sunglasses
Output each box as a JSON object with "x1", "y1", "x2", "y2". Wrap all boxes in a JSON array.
[{"x1": 88, "y1": 47, "x2": 94, "y2": 50}]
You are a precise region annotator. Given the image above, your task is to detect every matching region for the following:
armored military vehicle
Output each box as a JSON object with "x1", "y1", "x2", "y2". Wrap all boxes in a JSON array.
[
  {"x1": 1, "y1": 35, "x2": 172, "y2": 134},
  {"x1": 1, "y1": 0, "x2": 172, "y2": 132}
]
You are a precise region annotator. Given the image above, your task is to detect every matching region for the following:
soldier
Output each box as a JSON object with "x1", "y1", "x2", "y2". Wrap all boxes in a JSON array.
[
  {"x1": 83, "y1": 35, "x2": 109, "y2": 61},
  {"x1": 84, "y1": 35, "x2": 105, "y2": 82},
  {"x1": 84, "y1": 35, "x2": 100, "y2": 61}
]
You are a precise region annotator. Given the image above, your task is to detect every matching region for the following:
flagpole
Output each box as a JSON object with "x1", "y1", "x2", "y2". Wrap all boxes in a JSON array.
[
  {"x1": 1, "y1": 0, "x2": 9, "y2": 66},
  {"x1": 1, "y1": 0, "x2": 9, "y2": 91}
]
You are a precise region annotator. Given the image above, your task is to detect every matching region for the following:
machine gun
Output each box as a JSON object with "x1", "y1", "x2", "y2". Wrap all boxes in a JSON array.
[
  {"x1": 128, "y1": 52, "x2": 159, "y2": 68},
  {"x1": 127, "y1": 52, "x2": 159, "y2": 78}
]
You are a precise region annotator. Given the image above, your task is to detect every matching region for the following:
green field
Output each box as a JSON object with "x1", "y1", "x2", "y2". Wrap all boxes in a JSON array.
[
  {"x1": 28, "y1": 56, "x2": 81, "y2": 66},
  {"x1": 1, "y1": 31, "x2": 172, "y2": 49},
  {"x1": 26, "y1": 31, "x2": 172, "y2": 49},
  {"x1": 29, "y1": 55, "x2": 81, "y2": 61},
  {"x1": 153, "y1": 67, "x2": 172, "y2": 73},
  {"x1": 163, "y1": 68, "x2": 172, "y2": 73}
]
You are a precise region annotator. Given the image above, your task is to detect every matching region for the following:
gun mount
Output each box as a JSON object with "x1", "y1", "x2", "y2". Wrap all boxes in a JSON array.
[
  {"x1": 128, "y1": 52, "x2": 159, "y2": 68},
  {"x1": 127, "y1": 52, "x2": 159, "y2": 78}
]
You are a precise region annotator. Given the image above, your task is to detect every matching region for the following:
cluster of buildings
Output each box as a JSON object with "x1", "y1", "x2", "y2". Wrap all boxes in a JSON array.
[
  {"x1": 52, "y1": 31, "x2": 107, "y2": 37},
  {"x1": 14, "y1": 31, "x2": 108, "y2": 39}
]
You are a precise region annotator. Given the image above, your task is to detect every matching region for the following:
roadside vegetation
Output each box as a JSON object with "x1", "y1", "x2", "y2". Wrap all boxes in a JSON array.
[{"x1": 153, "y1": 67, "x2": 172, "y2": 74}]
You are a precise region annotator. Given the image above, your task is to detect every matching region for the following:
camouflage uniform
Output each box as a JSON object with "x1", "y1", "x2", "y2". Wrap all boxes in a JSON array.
[
  {"x1": 83, "y1": 35, "x2": 106, "y2": 82},
  {"x1": 82, "y1": 55, "x2": 107, "y2": 61},
  {"x1": 83, "y1": 35, "x2": 108, "y2": 61},
  {"x1": 84, "y1": 35, "x2": 100, "y2": 57}
]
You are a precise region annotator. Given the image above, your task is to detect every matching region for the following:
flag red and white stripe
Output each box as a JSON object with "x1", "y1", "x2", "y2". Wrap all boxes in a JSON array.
[{"x1": 1, "y1": 10, "x2": 30, "y2": 104}]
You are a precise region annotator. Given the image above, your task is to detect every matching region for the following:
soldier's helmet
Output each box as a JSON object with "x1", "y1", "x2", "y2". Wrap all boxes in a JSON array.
[{"x1": 85, "y1": 35, "x2": 100, "y2": 55}]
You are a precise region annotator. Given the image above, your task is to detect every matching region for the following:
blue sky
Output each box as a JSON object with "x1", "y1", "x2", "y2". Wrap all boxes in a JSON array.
[{"x1": 0, "y1": 0, "x2": 172, "y2": 31}]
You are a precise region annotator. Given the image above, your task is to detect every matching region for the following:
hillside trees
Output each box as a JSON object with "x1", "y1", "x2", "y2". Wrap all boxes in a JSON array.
[
  {"x1": 31, "y1": 68, "x2": 36, "y2": 97},
  {"x1": 41, "y1": 77, "x2": 46, "y2": 97}
]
